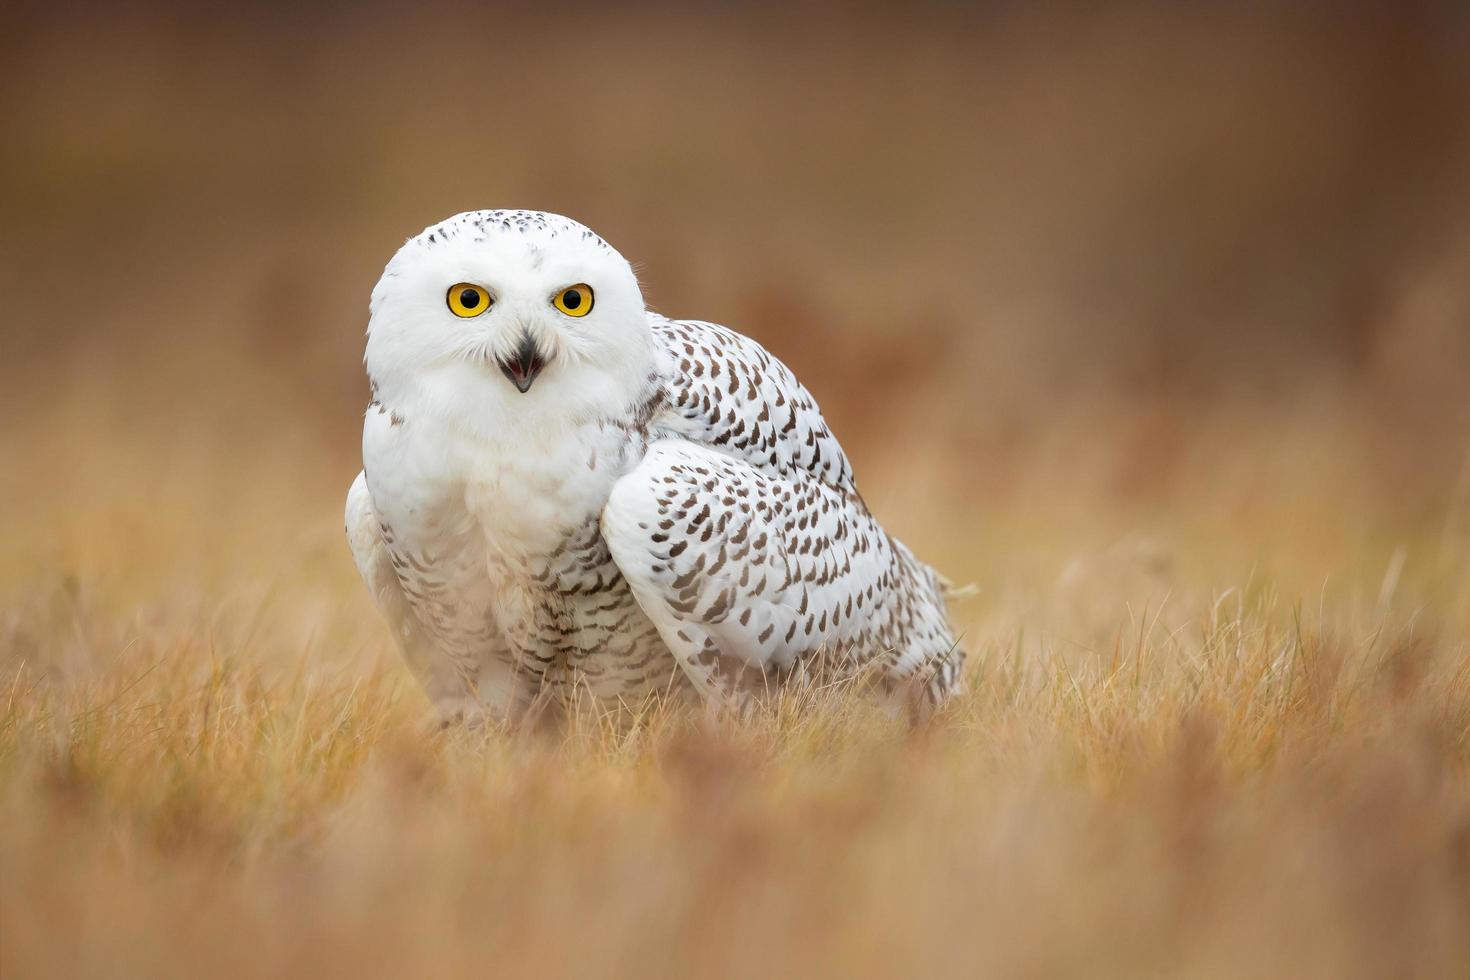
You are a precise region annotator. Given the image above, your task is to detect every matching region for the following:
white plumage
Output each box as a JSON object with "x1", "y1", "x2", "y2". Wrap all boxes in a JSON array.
[{"x1": 346, "y1": 210, "x2": 963, "y2": 723}]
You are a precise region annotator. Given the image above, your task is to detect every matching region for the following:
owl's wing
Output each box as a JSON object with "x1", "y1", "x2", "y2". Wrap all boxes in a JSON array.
[
  {"x1": 602, "y1": 317, "x2": 963, "y2": 715},
  {"x1": 345, "y1": 472, "x2": 505, "y2": 722},
  {"x1": 644, "y1": 315, "x2": 858, "y2": 494},
  {"x1": 346, "y1": 471, "x2": 415, "y2": 635},
  {"x1": 602, "y1": 439, "x2": 962, "y2": 715}
]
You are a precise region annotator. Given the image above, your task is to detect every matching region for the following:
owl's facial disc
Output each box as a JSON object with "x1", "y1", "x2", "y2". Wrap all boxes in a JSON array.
[{"x1": 499, "y1": 332, "x2": 546, "y2": 393}]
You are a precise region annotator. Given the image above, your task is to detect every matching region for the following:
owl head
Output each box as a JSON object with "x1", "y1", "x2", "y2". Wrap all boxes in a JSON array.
[{"x1": 364, "y1": 210, "x2": 656, "y2": 433}]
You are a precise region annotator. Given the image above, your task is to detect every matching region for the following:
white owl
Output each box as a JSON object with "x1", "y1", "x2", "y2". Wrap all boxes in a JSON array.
[{"x1": 346, "y1": 210, "x2": 964, "y2": 724}]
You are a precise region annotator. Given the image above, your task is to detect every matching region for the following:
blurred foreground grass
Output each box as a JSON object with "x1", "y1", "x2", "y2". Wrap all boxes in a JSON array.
[{"x1": 3, "y1": 583, "x2": 1469, "y2": 978}]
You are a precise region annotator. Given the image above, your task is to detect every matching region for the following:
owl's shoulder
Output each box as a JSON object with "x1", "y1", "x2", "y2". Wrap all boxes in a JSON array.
[{"x1": 644, "y1": 313, "x2": 856, "y2": 492}]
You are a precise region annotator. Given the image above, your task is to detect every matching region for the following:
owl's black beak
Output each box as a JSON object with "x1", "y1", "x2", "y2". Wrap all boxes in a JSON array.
[{"x1": 499, "y1": 333, "x2": 546, "y2": 393}]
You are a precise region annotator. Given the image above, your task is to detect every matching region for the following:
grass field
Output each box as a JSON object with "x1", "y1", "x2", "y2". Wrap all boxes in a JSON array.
[
  {"x1": 3, "y1": 400, "x2": 1468, "y2": 978},
  {"x1": 4, "y1": 4, "x2": 1470, "y2": 977}
]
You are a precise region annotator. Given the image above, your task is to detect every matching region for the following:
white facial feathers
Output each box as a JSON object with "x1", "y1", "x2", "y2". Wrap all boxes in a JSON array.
[{"x1": 364, "y1": 210, "x2": 656, "y2": 432}]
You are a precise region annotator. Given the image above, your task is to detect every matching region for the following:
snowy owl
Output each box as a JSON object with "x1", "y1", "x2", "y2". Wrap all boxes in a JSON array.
[{"x1": 346, "y1": 210, "x2": 964, "y2": 724}]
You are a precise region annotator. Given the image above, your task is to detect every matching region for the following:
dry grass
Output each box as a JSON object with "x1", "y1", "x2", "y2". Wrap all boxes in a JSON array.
[{"x1": 3, "y1": 415, "x2": 1469, "y2": 978}]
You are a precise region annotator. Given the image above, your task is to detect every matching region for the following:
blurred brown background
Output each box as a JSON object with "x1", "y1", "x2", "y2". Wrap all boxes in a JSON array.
[{"x1": 3, "y1": 0, "x2": 1469, "y2": 604}]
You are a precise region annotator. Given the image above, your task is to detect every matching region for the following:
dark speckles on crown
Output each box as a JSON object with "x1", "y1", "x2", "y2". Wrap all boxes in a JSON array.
[{"x1": 417, "y1": 209, "x2": 612, "y2": 252}]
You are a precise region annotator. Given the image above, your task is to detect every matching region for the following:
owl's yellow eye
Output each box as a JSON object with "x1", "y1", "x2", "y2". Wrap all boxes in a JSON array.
[
  {"x1": 552, "y1": 283, "x2": 594, "y2": 318},
  {"x1": 447, "y1": 283, "x2": 491, "y2": 318}
]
